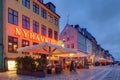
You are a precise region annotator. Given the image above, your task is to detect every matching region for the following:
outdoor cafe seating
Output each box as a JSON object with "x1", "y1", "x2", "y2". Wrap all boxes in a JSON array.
[{"x1": 17, "y1": 42, "x2": 88, "y2": 75}]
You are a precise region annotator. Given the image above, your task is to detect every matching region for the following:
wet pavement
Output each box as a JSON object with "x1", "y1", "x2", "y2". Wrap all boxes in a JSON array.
[{"x1": 0, "y1": 65, "x2": 120, "y2": 80}]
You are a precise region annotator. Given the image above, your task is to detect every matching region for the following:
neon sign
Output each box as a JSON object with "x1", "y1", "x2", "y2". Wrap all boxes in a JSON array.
[{"x1": 15, "y1": 28, "x2": 60, "y2": 45}]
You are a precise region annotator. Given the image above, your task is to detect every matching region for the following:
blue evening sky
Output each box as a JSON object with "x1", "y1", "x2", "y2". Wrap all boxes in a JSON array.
[{"x1": 45, "y1": 0, "x2": 120, "y2": 61}]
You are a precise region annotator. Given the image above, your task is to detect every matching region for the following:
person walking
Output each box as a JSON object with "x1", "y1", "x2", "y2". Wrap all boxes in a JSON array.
[{"x1": 70, "y1": 60, "x2": 76, "y2": 72}]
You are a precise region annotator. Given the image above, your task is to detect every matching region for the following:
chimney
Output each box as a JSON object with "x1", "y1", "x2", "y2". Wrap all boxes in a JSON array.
[
  {"x1": 74, "y1": 24, "x2": 79, "y2": 29},
  {"x1": 70, "y1": 25, "x2": 73, "y2": 27},
  {"x1": 74, "y1": 24, "x2": 82, "y2": 32}
]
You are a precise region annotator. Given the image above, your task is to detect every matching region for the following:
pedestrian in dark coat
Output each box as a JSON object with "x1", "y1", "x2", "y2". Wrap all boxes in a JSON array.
[{"x1": 70, "y1": 60, "x2": 76, "y2": 72}]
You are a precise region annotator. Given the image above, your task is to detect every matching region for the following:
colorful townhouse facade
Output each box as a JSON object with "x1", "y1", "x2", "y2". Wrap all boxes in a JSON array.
[
  {"x1": 0, "y1": 0, "x2": 60, "y2": 71},
  {"x1": 103, "y1": 50, "x2": 114, "y2": 62},
  {"x1": 60, "y1": 24, "x2": 86, "y2": 53},
  {"x1": 60, "y1": 24, "x2": 115, "y2": 65},
  {"x1": 81, "y1": 28, "x2": 96, "y2": 64},
  {"x1": 60, "y1": 24, "x2": 95, "y2": 64},
  {"x1": 95, "y1": 46, "x2": 114, "y2": 64},
  {"x1": 60, "y1": 24, "x2": 94, "y2": 64}
]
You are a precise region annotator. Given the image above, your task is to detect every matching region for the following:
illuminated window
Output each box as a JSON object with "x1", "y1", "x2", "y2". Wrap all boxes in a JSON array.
[
  {"x1": 8, "y1": 36, "x2": 18, "y2": 53},
  {"x1": 54, "y1": 31, "x2": 58, "y2": 40},
  {"x1": 41, "y1": 9, "x2": 46, "y2": 19},
  {"x1": 33, "y1": 20, "x2": 39, "y2": 33},
  {"x1": 33, "y1": 42, "x2": 39, "y2": 45},
  {"x1": 22, "y1": 39, "x2": 29, "y2": 55},
  {"x1": 33, "y1": 2, "x2": 39, "y2": 14},
  {"x1": 22, "y1": 39, "x2": 29, "y2": 47},
  {"x1": 22, "y1": 0, "x2": 30, "y2": 8},
  {"x1": 41, "y1": 25, "x2": 46, "y2": 36},
  {"x1": 48, "y1": 28, "x2": 52, "y2": 38},
  {"x1": 33, "y1": 42, "x2": 39, "y2": 55},
  {"x1": 8, "y1": 8, "x2": 18, "y2": 25},
  {"x1": 22, "y1": 15, "x2": 30, "y2": 30}
]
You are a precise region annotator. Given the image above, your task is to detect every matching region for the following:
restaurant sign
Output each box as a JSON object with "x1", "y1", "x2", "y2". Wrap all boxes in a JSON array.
[{"x1": 15, "y1": 28, "x2": 60, "y2": 45}]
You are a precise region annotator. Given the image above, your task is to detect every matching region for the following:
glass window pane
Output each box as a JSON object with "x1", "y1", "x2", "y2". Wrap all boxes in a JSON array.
[
  {"x1": 8, "y1": 36, "x2": 18, "y2": 53},
  {"x1": 14, "y1": 12, "x2": 18, "y2": 16},
  {"x1": 8, "y1": 14, "x2": 13, "y2": 23},
  {"x1": 8, "y1": 8, "x2": 18, "y2": 25},
  {"x1": 14, "y1": 17, "x2": 18, "y2": 25},
  {"x1": 8, "y1": 9, "x2": 13, "y2": 14}
]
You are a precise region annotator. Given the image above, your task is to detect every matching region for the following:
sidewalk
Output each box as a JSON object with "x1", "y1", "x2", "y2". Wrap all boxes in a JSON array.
[{"x1": 0, "y1": 65, "x2": 119, "y2": 80}]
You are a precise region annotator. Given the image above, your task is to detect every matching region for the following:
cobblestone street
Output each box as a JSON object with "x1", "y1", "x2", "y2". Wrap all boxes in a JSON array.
[{"x1": 0, "y1": 65, "x2": 120, "y2": 80}]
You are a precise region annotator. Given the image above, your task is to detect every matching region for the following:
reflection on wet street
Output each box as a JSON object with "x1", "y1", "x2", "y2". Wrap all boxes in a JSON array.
[{"x1": 0, "y1": 65, "x2": 120, "y2": 80}]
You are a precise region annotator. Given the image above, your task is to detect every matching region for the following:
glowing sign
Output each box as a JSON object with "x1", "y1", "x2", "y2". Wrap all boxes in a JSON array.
[{"x1": 15, "y1": 28, "x2": 60, "y2": 45}]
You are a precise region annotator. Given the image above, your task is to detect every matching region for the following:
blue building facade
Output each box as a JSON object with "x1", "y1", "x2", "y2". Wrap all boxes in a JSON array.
[
  {"x1": 74, "y1": 25, "x2": 86, "y2": 53},
  {"x1": 0, "y1": 0, "x2": 4, "y2": 71}
]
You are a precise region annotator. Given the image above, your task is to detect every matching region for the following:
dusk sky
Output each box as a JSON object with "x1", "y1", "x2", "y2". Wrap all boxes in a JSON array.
[{"x1": 45, "y1": 0, "x2": 120, "y2": 60}]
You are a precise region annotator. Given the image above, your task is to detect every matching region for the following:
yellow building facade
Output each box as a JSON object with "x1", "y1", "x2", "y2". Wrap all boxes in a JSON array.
[{"x1": 2, "y1": 0, "x2": 60, "y2": 71}]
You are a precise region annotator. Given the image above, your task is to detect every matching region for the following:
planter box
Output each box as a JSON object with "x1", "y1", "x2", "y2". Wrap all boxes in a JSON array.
[
  {"x1": 32, "y1": 72, "x2": 40, "y2": 77},
  {"x1": 32, "y1": 71, "x2": 45, "y2": 78},
  {"x1": 23, "y1": 71, "x2": 32, "y2": 76},
  {"x1": 17, "y1": 70, "x2": 45, "y2": 78},
  {"x1": 17, "y1": 70, "x2": 32, "y2": 76},
  {"x1": 17, "y1": 70, "x2": 24, "y2": 74}
]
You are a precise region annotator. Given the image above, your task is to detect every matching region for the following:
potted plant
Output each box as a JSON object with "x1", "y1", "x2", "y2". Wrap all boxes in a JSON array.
[
  {"x1": 15, "y1": 55, "x2": 47, "y2": 78},
  {"x1": 15, "y1": 56, "x2": 36, "y2": 76},
  {"x1": 15, "y1": 57, "x2": 24, "y2": 74},
  {"x1": 36, "y1": 54, "x2": 47, "y2": 77}
]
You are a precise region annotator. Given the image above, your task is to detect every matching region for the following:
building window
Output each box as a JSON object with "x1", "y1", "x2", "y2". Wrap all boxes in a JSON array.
[
  {"x1": 22, "y1": 39, "x2": 29, "y2": 47},
  {"x1": 41, "y1": 25, "x2": 46, "y2": 36},
  {"x1": 48, "y1": 15, "x2": 53, "y2": 23},
  {"x1": 22, "y1": 15, "x2": 30, "y2": 30},
  {"x1": 71, "y1": 43, "x2": 74, "y2": 49},
  {"x1": 67, "y1": 44, "x2": 70, "y2": 48},
  {"x1": 48, "y1": 28, "x2": 52, "y2": 38},
  {"x1": 54, "y1": 31, "x2": 58, "y2": 40},
  {"x1": 33, "y1": 42, "x2": 39, "y2": 45},
  {"x1": 8, "y1": 36, "x2": 18, "y2": 53},
  {"x1": 32, "y1": 42, "x2": 39, "y2": 55},
  {"x1": 54, "y1": 18, "x2": 58, "y2": 26},
  {"x1": 33, "y1": 20, "x2": 39, "y2": 33},
  {"x1": 8, "y1": 8, "x2": 18, "y2": 25},
  {"x1": 33, "y1": 2, "x2": 39, "y2": 14},
  {"x1": 41, "y1": 9, "x2": 46, "y2": 19},
  {"x1": 22, "y1": 39, "x2": 29, "y2": 55},
  {"x1": 22, "y1": 0, "x2": 30, "y2": 8},
  {"x1": 67, "y1": 37, "x2": 69, "y2": 41}
]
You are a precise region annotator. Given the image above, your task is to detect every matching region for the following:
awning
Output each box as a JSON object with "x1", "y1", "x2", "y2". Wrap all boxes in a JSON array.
[
  {"x1": 17, "y1": 42, "x2": 77, "y2": 55},
  {"x1": 99, "y1": 58, "x2": 110, "y2": 62},
  {"x1": 77, "y1": 51, "x2": 88, "y2": 57},
  {"x1": 54, "y1": 51, "x2": 88, "y2": 57}
]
